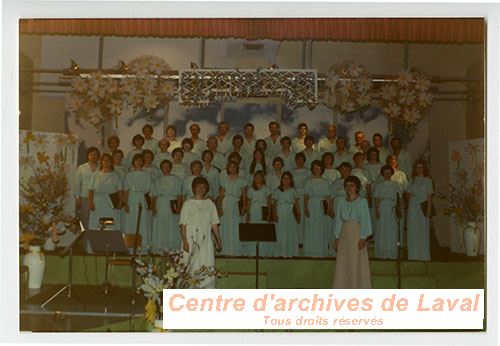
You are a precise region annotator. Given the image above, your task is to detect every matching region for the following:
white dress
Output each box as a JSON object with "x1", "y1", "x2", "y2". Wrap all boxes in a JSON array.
[{"x1": 179, "y1": 198, "x2": 220, "y2": 288}]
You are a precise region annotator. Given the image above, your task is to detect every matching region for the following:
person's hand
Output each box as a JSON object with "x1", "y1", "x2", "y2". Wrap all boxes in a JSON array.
[
  {"x1": 152, "y1": 207, "x2": 157, "y2": 217},
  {"x1": 304, "y1": 209, "x2": 310, "y2": 218},
  {"x1": 358, "y1": 239, "x2": 366, "y2": 250},
  {"x1": 89, "y1": 200, "x2": 95, "y2": 211},
  {"x1": 375, "y1": 210, "x2": 381, "y2": 220},
  {"x1": 334, "y1": 239, "x2": 339, "y2": 251},
  {"x1": 75, "y1": 198, "x2": 81, "y2": 209},
  {"x1": 124, "y1": 204, "x2": 130, "y2": 214},
  {"x1": 215, "y1": 239, "x2": 222, "y2": 252},
  {"x1": 183, "y1": 242, "x2": 190, "y2": 253}
]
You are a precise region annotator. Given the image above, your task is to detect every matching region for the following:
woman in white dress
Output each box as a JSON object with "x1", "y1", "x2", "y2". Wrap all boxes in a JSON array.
[{"x1": 180, "y1": 176, "x2": 222, "y2": 288}]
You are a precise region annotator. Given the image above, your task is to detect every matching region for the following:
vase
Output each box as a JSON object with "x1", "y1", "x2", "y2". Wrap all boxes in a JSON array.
[
  {"x1": 44, "y1": 238, "x2": 56, "y2": 251},
  {"x1": 463, "y1": 222, "x2": 480, "y2": 257},
  {"x1": 22, "y1": 245, "x2": 45, "y2": 289}
]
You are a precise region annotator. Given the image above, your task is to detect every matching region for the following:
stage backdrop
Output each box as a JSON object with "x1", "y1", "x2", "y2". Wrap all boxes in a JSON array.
[
  {"x1": 67, "y1": 102, "x2": 430, "y2": 169},
  {"x1": 448, "y1": 138, "x2": 485, "y2": 254}
]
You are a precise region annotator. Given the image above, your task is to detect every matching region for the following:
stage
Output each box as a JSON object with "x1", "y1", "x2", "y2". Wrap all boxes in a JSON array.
[{"x1": 20, "y1": 249, "x2": 484, "y2": 332}]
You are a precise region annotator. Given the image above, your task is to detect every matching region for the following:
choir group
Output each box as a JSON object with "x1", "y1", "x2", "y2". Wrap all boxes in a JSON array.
[{"x1": 75, "y1": 120, "x2": 434, "y2": 262}]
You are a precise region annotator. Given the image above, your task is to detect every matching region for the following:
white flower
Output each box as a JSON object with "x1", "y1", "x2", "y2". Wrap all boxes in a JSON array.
[
  {"x1": 67, "y1": 95, "x2": 84, "y2": 112},
  {"x1": 87, "y1": 107, "x2": 102, "y2": 125},
  {"x1": 87, "y1": 85, "x2": 106, "y2": 103},
  {"x1": 107, "y1": 98, "x2": 124, "y2": 115},
  {"x1": 357, "y1": 92, "x2": 372, "y2": 106},
  {"x1": 381, "y1": 84, "x2": 397, "y2": 101},
  {"x1": 141, "y1": 76, "x2": 157, "y2": 93},
  {"x1": 120, "y1": 77, "x2": 138, "y2": 93},
  {"x1": 415, "y1": 76, "x2": 431, "y2": 91},
  {"x1": 398, "y1": 70, "x2": 412, "y2": 87},
  {"x1": 143, "y1": 94, "x2": 159, "y2": 110},
  {"x1": 159, "y1": 80, "x2": 176, "y2": 97},
  {"x1": 403, "y1": 107, "x2": 421, "y2": 124},
  {"x1": 418, "y1": 92, "x2": 433, "y2": 108},
  {"x1": 131, "y1": 60, "x2": 149, "y2": 77},
  {"x1": 126, "y1": 87, "x2": 143, "y2": 106},
  {"x1": 348, "y1": 62, "x2": 363, "y2": 77},
  {"x1": 399, "y1": 89, "x2": 415, "y2": 105},
  {"x1": 150, "y1": 58, "x2": 168, "y2": 75},
  {"x1": 383, "y1": 102, "x2": 401, "y2": 119},
  {"x1": 71, "y1": 78, "x2": 88, "y2": 93}
]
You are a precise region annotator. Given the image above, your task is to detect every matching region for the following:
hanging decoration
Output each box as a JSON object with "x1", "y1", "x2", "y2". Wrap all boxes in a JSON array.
[
  {"x1": 178, "y1": 69, "x2": 318, "y2": 110},
  {"x1": 323, "y1": 61, "x2": 373, "y2": 114},
  {"x1": 379, "y1": 68, "x2": 433, "y2": 130}
]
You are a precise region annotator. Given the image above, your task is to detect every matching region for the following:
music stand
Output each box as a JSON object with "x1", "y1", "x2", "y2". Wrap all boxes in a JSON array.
[
  {"x1": 86, "y1": 229, "x2": 128, "y2": 296},
  {"x1": 239, "y1": 223, "x2": 276, "y2": 289},
  {"x1": 41, "y1": 221, "x2": 86, "y2": 310}
]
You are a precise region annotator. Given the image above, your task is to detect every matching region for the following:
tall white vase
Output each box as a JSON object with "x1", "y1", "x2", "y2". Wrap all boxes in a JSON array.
[
  {"x1": 463, "y1": 222, "x2": 480, "y2": 257},
  {"x1": 22, "y1": 245, "x2": 45, "y2": 289}
]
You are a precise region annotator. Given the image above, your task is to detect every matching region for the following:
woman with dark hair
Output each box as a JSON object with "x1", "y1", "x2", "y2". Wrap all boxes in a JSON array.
[
  {"x1": 182, "y1": 160, "x2": 205, "y2": 201},
  {"x1": 333, "y1": 175, "x2": 372, "y2": 289},
  {"x1": 246, "y1": 171, "x2": 272, "y2": 256},
  {"x1": 374, "y1": 165, "x2": 402, "y2": 259},
  {"x1": 142, "y1": 124, "x2": 159, "y2": 155},
  {"x1": 88, "y1": 153, "x2": 122, "y2": 230},
  {"x1": 247, "y1": 149, "x2": 267, "y2": 183},
  {"x1": 180, "y1": 176, "x2": 222, "y2": 288},
  {"x1": 301, "y1": 135, "x2": 321, "y2": 168},
  {"x1": 365, "y1": 148, "x2": 384, "y2": 187},
  {"x1": 165, "y1": 124, "x2": 181, "y2": 153},
  {"x1": 229, "y1": 134, "x2": 249, "y2": 163},
  {"x1": 292, "y1": 122, "x2": 309, "y2": 153},
  {"x1": 75, "y1": 146, "x2": 100, "y2": 229},
  {"x1": 154, "y1": 138, "x2": 171, "y2": 167},
  {"x1": 292, "y1": 152, "x2": 312, "y2": 249},
  {"x1": 151, "y1": 159, "x2": 182, "y2": 253},
  {"x1": 171, "y1": 147, "x2": 188, "y2": 180},
  {"x1": 112, "y1": 149, "x2": 127, "y2": 179},
  {"x1": 123, "y1": 153, "x2": 153, "y2": 247},
  {"x1": 266, "y1": 157, "x2": 284, "y2": 192},
  {"x1": 321, "y1": 152, "x2": 340, "y2": 183},
  {"x1": 181, "y1": 138, "x2": 201, "y2": 168},
  {"x1": 407, "y1": 159, "x2": 434, "y2": 261},
  {"x1": 304, "y1": 160, "x2": 330, "y2": 257},
  {"x1": 219, "y1": 161, "x2": 247, "y2": 256},
  {"x1": 107, "y1": 135, "x2": 121, "y2": 154},
  {"x1": 272, "y1": 172, "x2": 300, "y2": 258},
  {"x1": 125, "y1": 134, "x2": 144, "y2": 167},
  {"x1": 277, "y1": 136, "x2": 295, "y2": 171},
  {"x1": 142, "y1": 149, "x2": 161, "y2": 179}
]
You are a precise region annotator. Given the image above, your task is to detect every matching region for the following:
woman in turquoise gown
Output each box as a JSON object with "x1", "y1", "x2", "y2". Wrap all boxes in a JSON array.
[
  {"x1": 154, "y1": 138, "x2": 172, "y2": 168},
  {"x1": 88, "y1": 154, "x2": 123, "y2": 230},
  {"x1": 272, "y1": 172, "x2": 300, "y2": 258},
  {"x1": 266, "y1": 157, "x2": 284, "y2": 193},
  {"x1": 301, "y1": 135, "x2": 321, "y2": 168},
  {"x1": 387, "y1": 155, "x2": 409, "y2": 245},
  {"x1": 291, "y1": 152, "x2": 312, "y2": 248},
  {"x1": 124, "y1": 153, "x2": 153, "y2": 250},
  {"x1": 181, "y1": 138, "x2": 201, "y2": 168},
  {"x1": 171, "y1": 147, "x2": 189, "y2": 181},
  {"x1": 277, "y1": 136, "x2": 295, "y2": 172},
  {"x1": 112, "y1": 149, "x2": 127, "y2": 231},
  {"x1": 246, "y1": 149, "x2": 267, "y2": 185},
  {"x1": 201, "y1": 150, "x2": 220, "y2": 201},
  {"x1": 365, "y1": 148, "x2": 384, "y2": 240},
  {"x1": 246, "y1": 171, "x2": 272, "y2": 256},
  {"x1": 125, "y1": 134, "x2": 144, "y2": 168},
  {"x1": 321, "y1": 152, "x2": 341, "y2": 183},
  {"x1": 219, "y1": 161, "x2": 247, "y2": 256},
  {"x1": 142, "y1": 149, "x2": 161, "y2": 179},
  {"x1": 333, "y1": 175, "x2": 372, "y2": 289},
  {"x1": 328, "y1": 162, "x2": 352, "y2": 256},
  {"x1": 407, "y1": 160, "x2": 434, "y2": 261},
  {"x1": 151, "y1": 159, "x2": 182, "y2": 253},
  {"x1": 374, "y1": 165, "x2": 401, "y2": 259},
  {"x1": 182, "y1": 160, "x2": 204, "y2": 201},
  {"x1": 304, "y1": 160, "x2": 330, "y2": 257}
]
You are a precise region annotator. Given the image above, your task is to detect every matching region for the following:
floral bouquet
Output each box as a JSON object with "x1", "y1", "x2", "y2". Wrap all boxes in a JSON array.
[{"x1": 135, "y1": 250, "x2": 220, "y2": 323}]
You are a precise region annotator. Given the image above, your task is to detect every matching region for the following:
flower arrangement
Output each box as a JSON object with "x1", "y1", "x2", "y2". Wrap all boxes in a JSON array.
[
  {"x1": 135, "y1": 251, "x2": 220, "y2": 324},
  {"x1": 19, "y1": 155, "x2": 78, "y2": 247},
  {"x1": 323, "y1": 61, "x2": 373, "y2": 114},
  {"x1": 440, "y1": 144, "x2": 485, "y2": 226},
  {"x1": 379, "y1": 68, "x2": 433, "y2": 127}
]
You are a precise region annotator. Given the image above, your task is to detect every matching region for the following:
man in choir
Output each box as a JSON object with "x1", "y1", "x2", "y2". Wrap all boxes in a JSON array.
[
  {"x1": 265, "y1": 121, "x2": 282, "y2": 159},
  {"x1": 215, "y1": 121, "x2": 233, "y2": 154},
  {"x1": 188, "y1": 123, "x2": 206, "y2": 155},
  {"x1": 165, "y1": 125, "x2": 181, "y2": 153},
  {"x1": 318, "y1": 124, "x2": 337, "y2": 153},
  {"x1": 372, "y1": 133, "x2": 389, "y2": 165},
  {"x1": 334, "y1": 137, "x2": 354, "y2": 166},
  {"x1": 142, "y1": 124, "x2": 159, "y2": 155},
  {"x1": 106, "y1": 135, "x2": 120, "y2": 154},
  {"x1": 348, "y1": 131, "x2": 365, "y2": 154},
  {"x1": 75, "y1": 147, "x2": 100, "y2": 229},
  {"x1": 291, "y1": 122, "x2": 310, "y2": 153},
  {"x1": 390, "y1": 137, "x2": 412, "y2": 177},
  {"x1": 242, "y1": 122, "x2": 257, "y2": 156}
]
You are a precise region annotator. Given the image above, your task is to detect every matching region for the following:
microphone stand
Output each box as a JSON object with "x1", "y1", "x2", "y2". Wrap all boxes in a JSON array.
[
  {"x1": 395, "y1": 194, "x2": 402, "y2": 289},
  {"x1": 129, "y1": 203, "x2": 142, "y2": 332}
]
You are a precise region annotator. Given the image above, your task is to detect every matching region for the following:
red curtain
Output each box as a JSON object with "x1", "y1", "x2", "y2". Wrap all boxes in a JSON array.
[{"x1": 19, "y1": 18, "x2": 484, "y2": 44}]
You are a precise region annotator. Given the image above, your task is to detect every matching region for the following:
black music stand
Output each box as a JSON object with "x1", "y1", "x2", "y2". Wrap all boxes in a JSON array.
[
  {"x1": 41, "y1": 221, "x2": 86, "y2": 310},
  {"x1": 239, "y1": 223, "x2": 276, "y2": 289},
  {"x1": 86, "y1": 229, "x2": 128, "y2": 296}
]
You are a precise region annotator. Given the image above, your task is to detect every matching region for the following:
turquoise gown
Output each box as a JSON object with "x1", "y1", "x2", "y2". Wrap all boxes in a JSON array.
[
  {"x1": 277, "y1": 150, "x2": 296, "y2": 172},
  {"x1": 202, "y1": 165, "x2": 220, "y2": 200},
  {"x1": 322, "y1": 168, "x2": 341, "y2": 184},
  {"x1": 333, "y1": 197, "x2": 373, "y2": 240},
  {"x1": 292, "y1": 168, "x2": 312, "y2": 245},
  {"x1": 171, "y1": 163, "x2": 188, "y2": 181},
  {"x1": 88, "y1": 171, "x2": 123, "y2": 230},
  {"x1": 329, "y1": 178, "x2": 347, "y2": 256},
  {"x1": 245, "y1": 162, "x2": 265, "y2": 185},
  {"x1": 124, "y1": 170, "x2": 153, "y2": 249},
  {"x1": 246, "y1": 185, "x2": 272, "y2": 257},
  {"x1": 144, "y1": 165, "x2": 161, "y2": 179},
  {"x1": 151, "y1": 174, "x2": 182, "y2": 253},
  {"x1": 143, "y1": 138, "x2": 159, "y2": 155},
  {"x1": 334, "y1": 151, "x2": 353, "y2": 166},
  {"x1": 212, "y1": 152, "x2": 227, "y2": 171},
  {"x1": 182, "y1": 151, "x2": 201, "y2": 168},
  {"x1": 303, "y1": 177, "x2": 330, "y2": 257},
  {"x1": 407, "y1": 176, "x2": 433, "y2": 261},
  {"x1": 153, "y1": 152, "x2": 172, "y2": 168},
  {"x1": 301, "y1": 149, "x2": 321, "y2": 169},
  {"x1": 272, "y1": 188, "x2": 299, "y2": 258},
  {"x1": 266, "y1": 171, "x2": 282, "y2": 193},
  {"x1": 352, "y1": 167, "x2": 372, "y2": 199},
  {"x1": 374, "y1": 180, "x2": 400, "y2": 259},
  {"x1": 125, "y1": 148, "x2": 143, "y2": 168},
  {"x1": 365, "y1": 162, "x2": 384, "y2": 239},
  {"x1": 220, "y1": 176, "x2": 247, "y2": 256}
]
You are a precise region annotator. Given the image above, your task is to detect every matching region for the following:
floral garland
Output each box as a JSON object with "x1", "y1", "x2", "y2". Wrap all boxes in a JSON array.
[
  {"x1": 67, "y1": 55, "x2": 176, "y2": 130},
  {"x1": 323, "y1": 61, "x2": 373, "y2": 114},
  {"x1": 379, "y1": 68, "x2": 433, "y2": 126}
]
